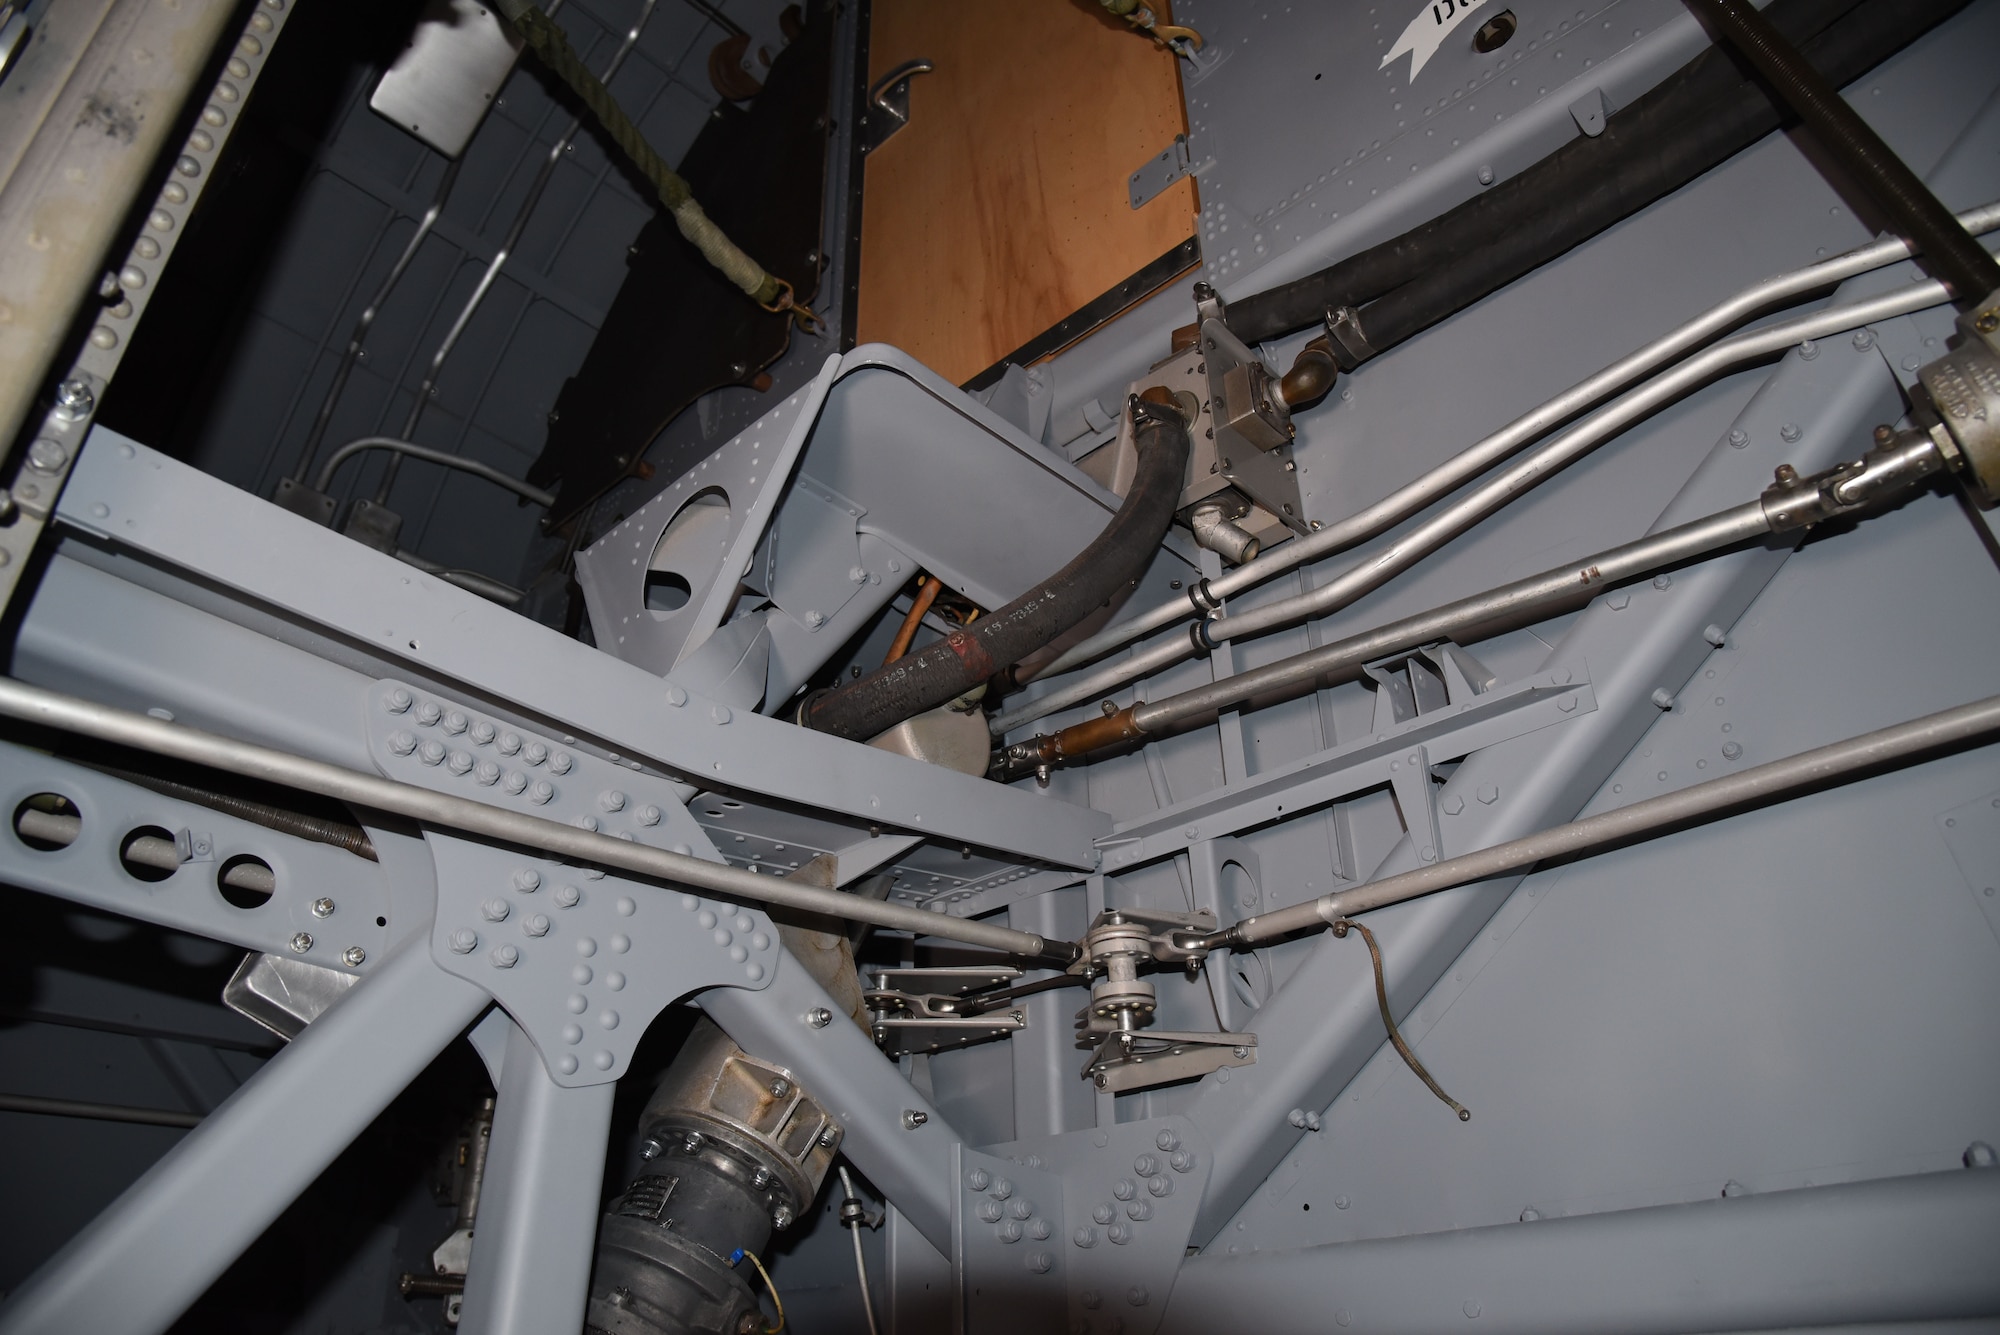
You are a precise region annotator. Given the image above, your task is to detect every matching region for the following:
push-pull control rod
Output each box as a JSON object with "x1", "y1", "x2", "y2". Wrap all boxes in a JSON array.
[
  {"x1": 0, "y1": 679, "x2": 1073, "y2": 964},
  {"x1": 992, "y1": 427, "x2": 1957, "y2": 781},
  {"x1": 1176, "y1": 691, "x2": 2000, "y2": 955}
]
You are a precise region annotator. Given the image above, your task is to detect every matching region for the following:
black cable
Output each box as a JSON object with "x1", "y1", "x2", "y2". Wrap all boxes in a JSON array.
[
  {"x1": 801, "y1": 394, "x2": 1193, "y2": 742},
  {"x1": 1682, "y1": 0, "x2": 2000, "y2": 305},
  {"x1": 1339, "y1": 0, "x2": 1972, "y2": 364}
]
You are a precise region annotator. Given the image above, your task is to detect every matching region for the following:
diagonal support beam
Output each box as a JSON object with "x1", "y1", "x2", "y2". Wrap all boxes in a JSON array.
[{"x1": 0, "y1": 940, "x2": 490, "y2": 1335}]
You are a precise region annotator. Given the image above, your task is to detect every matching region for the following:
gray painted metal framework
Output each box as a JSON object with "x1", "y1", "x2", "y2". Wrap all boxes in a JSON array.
[{"x1": 2, "y1": 0, "x2": 2000, "y2": 1332}]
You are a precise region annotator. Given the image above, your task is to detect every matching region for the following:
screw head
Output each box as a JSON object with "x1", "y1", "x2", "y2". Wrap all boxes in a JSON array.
[
  {"x1": 805, "y1": 1007, "x2": 832, "y2": 1028},
  {"x1": 54, "y1": 380, "x2": 95, "y2": 415},
  {"x1": 491, "y1": 944, "x2": 518, "y2": 968},
  {"x1": 770, "y1": 1078, "x2": 791, "y2": 1098},
  {"x1": 903, "y1": 1109, "x2": 928, "y2": 1129},
  {"x1": 640, "y1": 1137, "x2": 663, "y2": 1160},
  {"x1": 817, "y1": 1127, "x2": 838, "y2": 1148},
  {"x1": 311, "y1": 897, "x2": 335, "y2": 918},
  {"x1": 342, "y1": 945, "x2": 366, "y2": 967},
  {"x1": 1975, "y1": 310, "x2": 1999, "y2": 334},
  {"x1": 751, "y1": 1167, "x2": 773, "y2": 1190},
  {"x1": 772, "y1": 1204, "x2": 795, "y2": 1229},
  {"x1": 26, "y1": 438, "x2": 68, "y2": 473},
  {"x1": 449, "y1": 928, "x2": 479, "y2": 954},
  {"x1": 289, "y1": 932, "x2": 313, "y2": 954}
]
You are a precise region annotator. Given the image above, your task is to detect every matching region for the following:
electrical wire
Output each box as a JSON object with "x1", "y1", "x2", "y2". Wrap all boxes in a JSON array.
[
  {"x1": 1331, "y1": 918, "x2": 1470, "y2": 1123},
  {"x1": 729, "y1": 1247, "x2": 785, "y2": 1332},
  {"x1": 836, "y1": 1167, "x2": 881, "y2": 1335}
]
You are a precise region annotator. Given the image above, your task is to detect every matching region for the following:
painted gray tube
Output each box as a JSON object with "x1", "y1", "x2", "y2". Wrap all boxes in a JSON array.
[
  {"x1": 315, "y1": 437, "x2": 556, "y2": 508},
  {"x1": 1214, "y1": 692, "x2": 2000, "y2": 950},
  {"x1": 1033, "y1": 202, "x2": 2000, "y2": 683},
  {"x1": 994, "y1": 268, "x2": 1972, "y2": 736},
  {"x1": 0, "y1": 678, "x2": 1062, "y2": 962}
]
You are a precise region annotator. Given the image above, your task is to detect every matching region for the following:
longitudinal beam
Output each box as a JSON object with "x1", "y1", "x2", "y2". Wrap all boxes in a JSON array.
[{"x1": 0, "y1": 941, "x2": 490, "y2": 1335}]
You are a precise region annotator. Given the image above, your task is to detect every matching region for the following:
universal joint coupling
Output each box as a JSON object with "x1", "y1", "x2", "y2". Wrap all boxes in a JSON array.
[{"x1": 587, "y1": 1021, "x2": 841, "y2": 1335}]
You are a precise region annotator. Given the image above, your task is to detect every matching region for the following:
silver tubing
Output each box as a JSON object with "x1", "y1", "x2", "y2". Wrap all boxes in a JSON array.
[
  {"x1": 837, "y1": 1166, "x2": 882, "y2": 1335},
  {"x1": 1019, "y1": 204, "x2": 2000, "y2": 692},
  {"x1": 1223, "y1": 692, "x2": 2000, "y2": 949},
  {"x1": 1127, "y1": 500, "x2": 1773, "y2": 735},
  {"x1": 993, "y1": 269, "x2": 1971, "y2": 737},
  {"x1": 316, "y1": 436, "x2": 557, "y2": 506},
  {"x1": 288, "y1": 159, "x2": 464, "y2": 485},
  {"x1": 0, "y1": 1092, "x2": 203, "y2": 1129},
  {"x1": 0, "y1": 678, "x2": 1060, "y2": 960},
  {"x1": 374, "y1": 0, "x2": 659, "y2": 503}
]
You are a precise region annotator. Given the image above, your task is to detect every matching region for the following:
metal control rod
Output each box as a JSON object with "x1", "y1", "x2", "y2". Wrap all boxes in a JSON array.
[
  {"x1": 1199, "y1": 691, "x2": 2000, "y2": 952},
  {"x1": 1001, "y1": 209, "x2": 2000, "y2": 733},
  {"x1": 1682, "y1": 0, "x2": 2000, "y2": 306},
  {"x1": 992, "y1": 431, "x2": 1949, "y2": 779},
  {"x1": 0, "y1": 679, "x2": 1069, "y2": 963}
]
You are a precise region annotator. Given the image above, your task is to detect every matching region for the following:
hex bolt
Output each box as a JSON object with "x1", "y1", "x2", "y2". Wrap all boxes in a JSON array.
[
  {"x1": 1107, "y1": 1223, "x2": 1132, "y2": 1245},
  {"x1": 1112, "y1": 1178, "x2": 1136, "y2": 1201},
  {"x1": 1288, "y1": 1109, "x2": 1308, "y2": 1128},
  {"x1": 385, "y1": 688, "x2": 413, "y2": 713},
  {"x1": 990, "y1": 1178, "x2": 1013, "y2": 1201},
  {"x1": 55, "y1": 380, "x2": 96, "y2": 416},
  {"x1": 805, "y1": 1007, "x2": 833, "y2": 1029},
  {"x1": 683, "y1": 1132, "x2": 704, "y2": 1152},
  {"x1": 469, "y1": 721, "x2": 496, "y2": 745},
  {"x1": 415, "y1": 702, "x2": 442, "y2": 726},
  {"x1": 1148, "y1": 1176, "x2": 1173, "y2": 1198},
  {"x1": 443, "y1": 711, "x2": 468, "y2": 735},
  {"x1": 388, "y1": 731, "x2": 417, "y2": 755},
  {"x1": 524, "y1": 742, "x2": 547, "y2": 766},
  {"x1": 977, "y1": 1200, "x2": 1003, "y2": 1223},
  {"x1": 751, "y1": 1167, "x2": 773, "y2": 1190},
  {"x1": 1476, "y1": 784, "x2": 1500, "y2": 805},
  {"x1": 447, "y1": 751, "x2": 473, "y2": 775},
  {"x1": 530, "y1": 780, "x2": 555, "y2": 805},
  {"x1": 1728, "y1": 427, "x2": 1749, "y2": 448},
  {"x1": 289, "y1": 932, "x2": 313, "y2": 953},
  {"x1": 481, "y1": 898, "x2": 510, "y2": 922},
  {"x1": 491, "y1": 945, "x2": 518, "y2": 968},
  {"x1": 1091, "y1": 1202, "x2": 1115, "y2": 1224},
  {"x1": 550, "y1": 751, "x2": 574, "y2": 775},
  {"x1": 599, "y1": 789, "x2": 626, "y2": 812},
  {"x1": 1703, "y1": 624, "x2": 1727, "y2": 647},
  {"x1": 449, "y1": 929, "x2": 479, "y2": 954},
  {"x1": 1464, "y1": 1299, "x2": 1482, "y2": 1319},
  {"x1": 902, "y1": 1109, "x2": 927, "y2": 1129},
  {"x1": 1155, "y1": 1129, "x2": 1180, "y2": 1152},
  {"x1": 772, "y1": 1205, "x2": 794, "y2": 1230},
  {"x1": 1028, "y1": 1217, "x2": 1051, "y2": 1240},
  {"x1": 523, "y1": 914, "x2": 551, "y2": 937},
  {"x1": 311, "y1": 897, "x2": 336, "y2": 918},
  {"x1": 770, "y1": 1078, "x2": 791, "y2": 1098},
  {"x1": 1171, "y1": 1150, "x2": 1196, "y2": 1173},
  {"x1": 555, "y1": 885, "x2": 581, "y2": 907},
  {"x1": 419, "y1": 741, "x2": 446, "y2": 766},
  {"x1": 817, "y1": 1128, "x2": 839, "y2": 1148},
  {"x1": 1779, "y1": 423, "x2": 1802, "y2": 443},
  {"x1": 638, "y1": 804, "x2": 662, "y2": 826},
  {"x1": 475, "y1": 761, "x2": 501, "y2": 786},
  {"x1": 1026, "y1": 1251, "x2": 1052, "y2": 1273},
  {"x1": 1126, "y1": 1200, "x2": 1152, "y2": 1221},
  {"x1": 1520, "y1": 1207, "x2": 1542, "y2": 1221},
  {"x1": 996, "y1": 1221, "x2": 1022, "y2": 1243},
  {"x1": 1964, "y1": 1141, "x2": 1998, "y2": 1168},
  {"x1": 1008, "y1": 1199, "x2": 1032, "y2": 1221},
  {"x1": 1133, "y1": 1153, "x2": 1159, "y2": 1177},
  {"x1": 639, "y1": 1137, "x2": 663, "y2": 1160},
  {"x1": 514, "y1": 868, "x2": 543, "y2": 892},
  {"x1": 1651, "y1": 688, "x2": 1676, "y2": 710},
  {"x1": 1722, "y1": 742, "x2": 1743, "y2": 760},
  {"x1": 342, "y1": 946, "x2": 366, "y2": 967},
  {"x1": 1073, "y1": 1227, "x2": 1098, "y2": 1248}
]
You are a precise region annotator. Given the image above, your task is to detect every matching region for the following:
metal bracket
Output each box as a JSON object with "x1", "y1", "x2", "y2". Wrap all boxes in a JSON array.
[
  {"x1": 1080, "y1": 1028, "x2": 1256, "y2": 1093},
  {"x1": 952, "y1": 1144, "x2": 1067, "y2": 1333},
  {"x1": 1128, "y1": 132, "x2": 1213, "y2": 210},
  {"x1": 866, "y1": 965, "x2": 1027, "y2": 1057},
  {"x1": 861, "y1": 58, "x2": 933, "y2": 155}
]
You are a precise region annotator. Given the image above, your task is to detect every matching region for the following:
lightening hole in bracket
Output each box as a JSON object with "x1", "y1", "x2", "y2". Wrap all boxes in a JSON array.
[{"x1": 218, "y1": 854, "x2": 275, "y2": 909}]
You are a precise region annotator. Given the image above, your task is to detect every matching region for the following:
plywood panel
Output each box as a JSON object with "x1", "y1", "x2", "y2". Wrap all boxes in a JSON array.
[{"x1": 856, "y1": 0, "x2": 1197, "y2": 386}]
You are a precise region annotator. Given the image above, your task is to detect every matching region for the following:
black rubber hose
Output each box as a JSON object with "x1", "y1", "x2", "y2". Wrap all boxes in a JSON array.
[
  {"x1": 1220, "y1": 0, "x2": 1866, "y2": 346},
  {"x1": 1682, "y1": 0, "x2": 2000, "y2": 305},
  {"x1": 801, "y1": 394, "x2": 1192, "y2": 742},
  {"x1": 1348, "y1": 0, "x2": 1971, "y2": 361}
]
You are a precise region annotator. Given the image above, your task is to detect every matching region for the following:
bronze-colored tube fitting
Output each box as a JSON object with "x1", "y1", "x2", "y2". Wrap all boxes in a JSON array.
[
  {"x1": 1169, "y1": 322, "x2": 1200, "y2": 354},
  {"x1": 991, "y1": 705, "x2": 1147, "y2": 781},
  {"x1": 1278, "y1": 336, "x2": 1339, "y2": 408}
]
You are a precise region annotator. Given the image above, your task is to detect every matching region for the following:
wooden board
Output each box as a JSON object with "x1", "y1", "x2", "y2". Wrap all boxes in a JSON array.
[{"x1": 856, "y1": 0, "x2": 1198, "y2": 386}]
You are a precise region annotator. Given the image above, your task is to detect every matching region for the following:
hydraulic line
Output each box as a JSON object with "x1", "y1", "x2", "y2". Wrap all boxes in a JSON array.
[
  {"x1": 991, "y1": 428, "x2": 1952, "y2": 778},
  {"x1": 374, "y1": 0, "x2": 658, "y2": 505},
  {"x1": 317, "y1": 437, "x2": 556, "y2": 508},
  {"x1": 802, "y1": 391, "x2": 1192, "y2": 742},
  {"x1": 1218, "y1": 0, "x2": 1961, "y2": 348},
  {"x1": 1191, "y1": 691, "x2": 2000, "y2": 952},
  {"x1": 1022, "y1": 203, "x2": 2000, "y2": 703},
  {"x1": 835, "y1": 1167, "x2": 881, "y2": 1335},
  {"x1": 1682, "y1": 0, "x2": 2000, "y2": 306},
  {"x1": 288, "y1": 159, "x2": 462, "y2": 487},
  {"x1": 0, "y1": 677, "x2": 1074, "y2": 963},
  {"x1": 882, "y1": 576, "x2": 943, "y2": 665},
  {"x1": 995, "y1": 264, "x2": 1985, "y2": 737}
]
